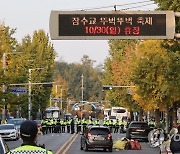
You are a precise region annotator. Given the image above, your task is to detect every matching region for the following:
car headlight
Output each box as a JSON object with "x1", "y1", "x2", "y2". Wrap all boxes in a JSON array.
[{"x1": 10, "y1": 131, "x2": 15, "y2": 134}]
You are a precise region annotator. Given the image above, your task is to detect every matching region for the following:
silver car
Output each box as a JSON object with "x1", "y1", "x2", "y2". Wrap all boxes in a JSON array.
[{"x1": 0, "y1": 124, "x2": 19, "y2": 140}]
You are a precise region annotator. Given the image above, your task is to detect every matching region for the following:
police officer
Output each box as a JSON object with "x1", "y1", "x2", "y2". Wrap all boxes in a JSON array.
[
  {"x1": 67, "y1": 118, "x2": 71, "y2": 133},
  {"x1": 61, "y1": 119, "x2": 66, "y2": 133},
  {"x1": 114, "y1": 119, "x2": 119, "y2": 133},
  {"x1": 56, "y1": 118, "x2": 61, "y2": 133},
  {"x1": 76, "y1": 118, "x2": 81, "y2": 134},
  {"x1": 9, "y1": 120, "x2": 52, "y2": 154},
  {"x1": 41, "y1": 119, "x2": 47, "y2": 135},
  {"x1": 70, "y1": 117, "x2": 75, "y2": 134}
]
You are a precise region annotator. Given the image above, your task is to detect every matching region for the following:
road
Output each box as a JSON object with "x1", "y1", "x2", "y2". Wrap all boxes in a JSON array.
[{"x1": 6, "y1": 133, "x2": 160, "y2": 154}]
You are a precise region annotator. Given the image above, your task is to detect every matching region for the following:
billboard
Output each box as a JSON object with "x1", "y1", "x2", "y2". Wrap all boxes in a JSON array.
[{"x1": 49, "y1": 11, "x2": 175, "y2": 40}]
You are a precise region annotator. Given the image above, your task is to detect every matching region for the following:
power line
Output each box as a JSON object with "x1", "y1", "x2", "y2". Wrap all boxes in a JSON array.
[
  {"x1": 121, "y1": 3, "x2": 155, "y2": 10},
  {"x1": 81, "y1": 0, "x2": 154, "y2": 11},
  {"x1": 60, "y1": 0, "x2": 155, "y2": 11}
]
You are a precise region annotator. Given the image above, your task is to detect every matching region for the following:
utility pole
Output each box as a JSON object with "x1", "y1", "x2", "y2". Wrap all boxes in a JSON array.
[{"x1": 81, "y1": 74, "x2": 84, "y2": 104}]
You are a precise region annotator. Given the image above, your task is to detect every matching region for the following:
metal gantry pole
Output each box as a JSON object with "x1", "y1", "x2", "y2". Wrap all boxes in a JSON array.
[
  {"x1": 81, "y1": 74, "x2": 84, "y2": 104},
  {"x1": 28, "y1": 69, "x2": 32, "y2": 120},
  {"x1": 60, "y1": 88, "x2": 63, "y2": 110}
]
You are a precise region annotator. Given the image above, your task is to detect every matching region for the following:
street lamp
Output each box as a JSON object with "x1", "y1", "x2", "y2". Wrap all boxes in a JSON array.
[{"x1": 28, "y1": 68, "x2": 43, "y2": 120}]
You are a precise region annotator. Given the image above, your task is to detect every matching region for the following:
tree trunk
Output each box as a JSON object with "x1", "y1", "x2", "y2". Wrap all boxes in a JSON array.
[
  {"x1": 155, "y1": 109, "x2": 160, "y2": 128},
  {"x1": 165, "y1": 104, "x2": 169, "y2": 133},
  {"x1": 138, "y1": 109, "x2": 143, "y2": 121}
]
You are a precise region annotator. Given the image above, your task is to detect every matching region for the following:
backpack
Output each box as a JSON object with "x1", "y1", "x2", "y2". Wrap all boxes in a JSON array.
[
  {"x1": 113, "y1": 140, "x2": 128, "y2": 150},
  {"x1": 129, "y1": 140, "x2": 141, "y2": 150}
]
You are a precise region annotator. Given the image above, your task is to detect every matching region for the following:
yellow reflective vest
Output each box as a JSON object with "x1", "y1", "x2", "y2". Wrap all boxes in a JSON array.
[{"x1": 9, "y1": 145, "x2": 53, "y2": 154}]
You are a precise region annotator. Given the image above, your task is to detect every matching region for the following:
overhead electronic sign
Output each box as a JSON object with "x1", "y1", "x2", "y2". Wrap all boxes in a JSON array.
[{"x1": 49, "y1": 11, "x2": 175, "y2": 40}]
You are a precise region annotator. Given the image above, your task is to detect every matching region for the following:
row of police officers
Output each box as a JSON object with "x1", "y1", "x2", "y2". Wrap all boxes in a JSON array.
[{"x1": 40, "y1": 118, "x2": 128, "y2": 134}]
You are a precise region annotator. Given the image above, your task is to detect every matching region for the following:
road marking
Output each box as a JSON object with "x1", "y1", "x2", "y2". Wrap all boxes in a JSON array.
[
  {"x1": 55, "y1": 133, "x2": 76, "y2": 154},
  {"x1": 62, "y1": 134, "x2": 78, "y2": 154}
]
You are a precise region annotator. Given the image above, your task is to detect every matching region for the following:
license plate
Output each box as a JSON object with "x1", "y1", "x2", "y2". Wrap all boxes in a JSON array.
[
  {"x1": 136, "y1": 129, "x2": 145, "y2": 132},
  {"x1": 94, "y1": 136, "x2": 104, "y2": 140}
]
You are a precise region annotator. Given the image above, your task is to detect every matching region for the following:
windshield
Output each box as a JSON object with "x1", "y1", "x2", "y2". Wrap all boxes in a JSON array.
[
  {"x1": 90, "y1": 128, "x2": 109, "y2": 135},
  {"x1": 8, "y1": 119, "x2": 25, "y2": 126},
  {"x1": 0, "y1": 125, "x2": 14, "y2": 130},
  {"x1": 112, "y1": 109, "x2": 126, "y2": 113},
  {"x1": 109, "y1": 116, "x2": 116, "y2": 119},
  {"x1": 130, "y1": 123, "x2": 149, "y2": 128}
]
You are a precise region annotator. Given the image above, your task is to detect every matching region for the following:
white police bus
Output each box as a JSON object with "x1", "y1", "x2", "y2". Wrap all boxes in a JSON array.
[{"x1": 45, "y1": 107, "x2": 61, "y2": 119}]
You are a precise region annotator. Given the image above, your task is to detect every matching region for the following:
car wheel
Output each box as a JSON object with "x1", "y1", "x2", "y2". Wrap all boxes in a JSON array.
[
  {"x1": 84, "y1": 142, "x2": 88, "y2": 151},
  {"x1": 80, "y1": 140, "x2": 83, "y2": 150},
  {"x1": 103, "y1": 148, "x2": 106, "y2": 152},
  {"x1": 108, "y1": 147, "x2": 112, "y2": 152},
  {"x1": 126, "y1": 131, "x2": 131, "y2": 139}
]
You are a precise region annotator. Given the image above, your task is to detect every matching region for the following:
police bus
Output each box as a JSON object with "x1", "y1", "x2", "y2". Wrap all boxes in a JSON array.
[{"x1": 45, "y1": 107, "x2": 61, "y2": 119}]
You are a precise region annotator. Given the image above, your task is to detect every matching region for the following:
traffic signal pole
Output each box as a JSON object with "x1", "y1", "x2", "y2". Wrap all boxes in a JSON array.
[{"x1": 174, "y1": 12, "x2": 180, "y2": 38}]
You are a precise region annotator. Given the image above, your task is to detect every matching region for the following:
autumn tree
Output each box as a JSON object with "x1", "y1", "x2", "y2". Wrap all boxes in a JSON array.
[
  {"x1": 7, "y1": 30, "x2": 56, "y2": 119},
  {"x1": 131, "y1": 40, "x2": 180, "y2": 129},
  {"x1": 102, "y1": 40, "x2": 141, "y2": 116},
  {"x1": 0, "y1": 23, "x2": 19, "y2": 118}
]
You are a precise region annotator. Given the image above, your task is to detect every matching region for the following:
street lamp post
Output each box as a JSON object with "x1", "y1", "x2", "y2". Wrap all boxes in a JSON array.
[{"x1": 28, "y1": 68, "x2": 43, "y2": 120}]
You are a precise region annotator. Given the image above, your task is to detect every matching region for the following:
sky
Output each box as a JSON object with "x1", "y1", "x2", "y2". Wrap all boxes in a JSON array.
[{"x1": 0, "y1": 0, "x2": 157, "y2": 66}]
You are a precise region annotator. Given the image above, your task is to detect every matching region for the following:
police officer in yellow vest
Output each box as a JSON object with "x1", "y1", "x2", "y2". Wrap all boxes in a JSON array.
[{"x1": 9, "y1": 120, "x2": 52, "y2": 154}]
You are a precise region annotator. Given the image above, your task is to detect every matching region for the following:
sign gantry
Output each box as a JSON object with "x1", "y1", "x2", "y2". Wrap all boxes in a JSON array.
[{"x1": 49, "y1": 10, "x2": 177, "y2": 40}]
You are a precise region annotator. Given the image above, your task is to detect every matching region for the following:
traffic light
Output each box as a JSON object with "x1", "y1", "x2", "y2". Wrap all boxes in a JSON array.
[{"x1": 102, "y1": 85, "x2": 113, "y2": 91}]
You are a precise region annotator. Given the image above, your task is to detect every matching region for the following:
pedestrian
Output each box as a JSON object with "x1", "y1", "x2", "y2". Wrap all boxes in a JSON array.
[
  {"x1": 170, "y1": 125, "x2": 180, "y2": 154},
  {"x1": 9, "y1": 120, "x2": 52, "y2": 154}
]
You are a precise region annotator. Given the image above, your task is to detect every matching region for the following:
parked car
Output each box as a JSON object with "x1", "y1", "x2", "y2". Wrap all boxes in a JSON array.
[
  {"x1": 0, "y1": 136, "x2": 9, "y2": 154},
  {"x1": 7, "y1": 118, "x2": 26, "y2": 132},
  {"x1": 126, "y1": 121, "x2": 151, "y2": 141},
  {"x1": 80, "y1": 125, "x2": 113, "y2": 152},
  {"x1": 0, "y1": 124, "x2": 19, "y2": 140}
]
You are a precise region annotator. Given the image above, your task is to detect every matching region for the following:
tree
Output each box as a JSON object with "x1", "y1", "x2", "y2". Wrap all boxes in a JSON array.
[
  {"x1": 102, "y1": 40, "x2": 140, "y2": 113},
  {"x1": 7, "y1": 29, "x2": 56, "y2": 119},
  {"x1": 131, "y1": 40, "x2": 180, "y2": 129},
  {"x1": 0, "y1": 23, "x2": 18, "y2": 118},
  {"x1": 54, "y1": 55, "x2": 104, "y2": 107}
]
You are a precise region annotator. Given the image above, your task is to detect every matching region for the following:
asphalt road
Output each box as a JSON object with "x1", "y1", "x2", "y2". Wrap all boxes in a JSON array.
[{"x1": 6, "y1": 133, "x2": 160, "y2": 154}]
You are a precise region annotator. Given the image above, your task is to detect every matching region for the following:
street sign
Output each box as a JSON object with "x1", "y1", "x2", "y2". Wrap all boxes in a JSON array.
[
  {"x1": 49, "y1": 10, "x2": 175, "y2": 40},
  {"x1": 11, "y1": 88, "x2": 27, "y2": 94},
  {"x1": 52, "y1": 98, "x2": 62, "y2": 101},
  {"x1": 103, "y1": 85, "x2": 113, "y2": 90}
]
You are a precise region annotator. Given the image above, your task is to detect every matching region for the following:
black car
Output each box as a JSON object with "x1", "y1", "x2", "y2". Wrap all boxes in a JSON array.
[
  {"x1": 126, "y1": 121, "x2": 151, "y2": 141},
  {"x1": 80, "y1": 125, "x2": 113, "y2": 152}
]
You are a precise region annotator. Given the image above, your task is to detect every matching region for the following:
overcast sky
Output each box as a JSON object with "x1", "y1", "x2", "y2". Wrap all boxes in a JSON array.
[{"x1": 0, "y1": 0, "x2": 157, "y2": 66}]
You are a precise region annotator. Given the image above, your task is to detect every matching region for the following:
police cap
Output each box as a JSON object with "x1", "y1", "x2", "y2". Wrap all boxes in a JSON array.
[{"x1": 20, "y1": 120, "x2": 38, "y2": 138}]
